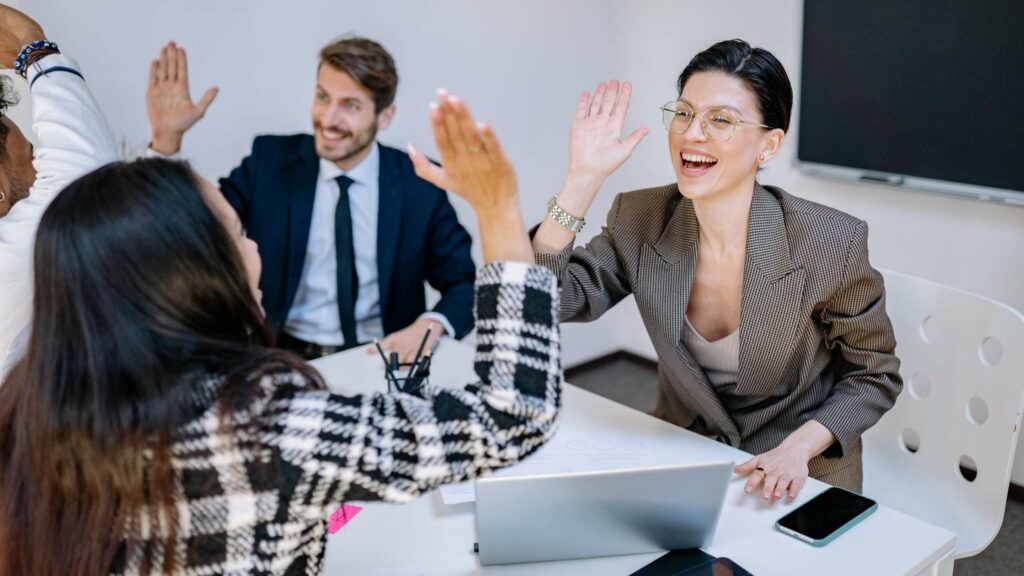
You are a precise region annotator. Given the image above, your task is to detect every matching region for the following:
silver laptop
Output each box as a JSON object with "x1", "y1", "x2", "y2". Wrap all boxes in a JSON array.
[{"x1": 475, "y1": 461, "x2": 733, "y2": 566}]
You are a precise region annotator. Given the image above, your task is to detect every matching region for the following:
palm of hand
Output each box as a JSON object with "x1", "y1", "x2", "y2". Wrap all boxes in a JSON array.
[
  {"x1": 569, "y1": 118, "x2": 635, "y2": 178},
  {"x1": 147, "y1": 83, "x2": 203, "y2": 134}
]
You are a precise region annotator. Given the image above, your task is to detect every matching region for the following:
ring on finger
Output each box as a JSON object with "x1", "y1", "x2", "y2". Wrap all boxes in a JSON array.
[{"x1": 467, "y1": 145, "x2": 482, "y2": 153}]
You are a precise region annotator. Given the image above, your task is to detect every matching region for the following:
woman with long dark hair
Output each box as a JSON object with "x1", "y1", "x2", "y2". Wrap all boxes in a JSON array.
[
  {"x1": 0, "y1": 95, "x2": 559, "y2": 575},
  {"x1": 532, "y1": 39, "x2": 901, "y2": 501}
]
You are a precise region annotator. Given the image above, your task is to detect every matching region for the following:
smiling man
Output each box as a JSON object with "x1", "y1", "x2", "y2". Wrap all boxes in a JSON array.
[{"x1": 147, "y1": 37, "x2": 475, "y2": 360}]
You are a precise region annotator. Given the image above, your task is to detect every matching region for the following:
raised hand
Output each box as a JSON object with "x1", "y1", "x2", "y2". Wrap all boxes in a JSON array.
[
  {"x1": 568, "y1": 80, "x2": 648, "y2": 182},
  {"x1": 409, "y1": 90, "x2": 517, "y2": 217},
  {"x1": 409, "y1": 90, "x2": 532, "y2": 264},
  {"x1": 146, "y1": 41, "x2": 218, "y2": 155},
  {"x1": 0, "y1": 5, "x2": 45, "y2": 66}
]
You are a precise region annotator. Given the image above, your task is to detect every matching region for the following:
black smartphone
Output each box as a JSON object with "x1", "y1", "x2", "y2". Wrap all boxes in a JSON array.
[
  {"x1": 629, "y1": 549, "x2": 753, "y2": 575},
  {"x1": 775, "y1": 486, "x2": 878, "y2": 546}
]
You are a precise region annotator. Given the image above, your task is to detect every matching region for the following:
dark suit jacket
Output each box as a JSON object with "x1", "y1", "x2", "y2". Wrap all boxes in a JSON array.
[
  {"x1": 219, "y1": 135, "x2": 476, "y2": 339},
  {"x1": 536, "y1": 183, "x2": 903, "y2": 490}
]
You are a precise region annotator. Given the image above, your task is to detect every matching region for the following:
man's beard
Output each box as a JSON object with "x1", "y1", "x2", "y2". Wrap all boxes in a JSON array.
[
  {"x1": 316, "y1": 122, "x2": 378, "y2": 166},
  {"x1": 0, "y1": 172, "x2": 31, "y2": 219}
]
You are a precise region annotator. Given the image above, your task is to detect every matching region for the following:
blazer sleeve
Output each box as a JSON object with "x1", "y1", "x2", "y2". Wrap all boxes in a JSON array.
[
  {"x1": 266, "y1": 261, "x2": 561, "y2": 511},
  {"x1": 533, "y1": 193, "x2": 633, "y2": 323},
  {"x1": 218, "y1": 138, "x2": 262, "y2": 222},
  {"x1": 814, "y1": 221, "x2": 903, "y2": 457},
  {"x1": 423, "y1": 191, "x2": 476, "y2": 338}
]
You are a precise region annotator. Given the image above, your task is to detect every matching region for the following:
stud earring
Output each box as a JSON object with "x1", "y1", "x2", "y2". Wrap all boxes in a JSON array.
[{"x1": 758, "y1": 154, "x2": 765, "y2": 162}]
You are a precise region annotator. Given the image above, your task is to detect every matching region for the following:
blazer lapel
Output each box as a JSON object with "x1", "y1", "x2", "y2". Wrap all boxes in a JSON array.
[
  {"x1": 284, "y1": 143, "x2": 320, "y2": 320},
  {"x1": 639, "y1": 194, "x2": 740, "y2": 444},
  {"x1": 376, "y1": 145, "x2": 403, "y2": 312},
  {"x1": 737, "y1": 184, "x2": 806, "y2": 396}
]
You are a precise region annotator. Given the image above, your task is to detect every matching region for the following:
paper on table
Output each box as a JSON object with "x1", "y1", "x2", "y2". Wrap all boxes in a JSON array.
[{"x1": 439, "y1": 429, "x2": 650, "y2": 504}]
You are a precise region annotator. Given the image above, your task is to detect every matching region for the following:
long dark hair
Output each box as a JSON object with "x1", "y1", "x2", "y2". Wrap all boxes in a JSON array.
[
  {"x1": 0, "y1": 158, "x2": 318, "y2": 575},
  {"x1": 677, "y1": 39, "x2": 793, "y2": 133}
]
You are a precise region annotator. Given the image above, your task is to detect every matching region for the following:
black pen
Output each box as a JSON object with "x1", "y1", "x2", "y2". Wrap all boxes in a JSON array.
[{"x1": 373, "y1": 339, "x2": 398, "y2": 388}]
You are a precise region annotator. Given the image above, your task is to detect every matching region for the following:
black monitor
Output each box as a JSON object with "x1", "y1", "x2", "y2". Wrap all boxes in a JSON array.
[{"x1": 797, "y1": 0, "x2": 1024, "y2": 205}]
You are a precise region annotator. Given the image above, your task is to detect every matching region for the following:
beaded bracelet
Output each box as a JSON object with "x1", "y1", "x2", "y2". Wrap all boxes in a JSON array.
[{"x1": 13, "y1": 40, "x2": 60, "y2": 79}]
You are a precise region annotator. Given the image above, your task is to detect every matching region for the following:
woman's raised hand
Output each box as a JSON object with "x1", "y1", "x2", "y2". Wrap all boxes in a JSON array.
[
  {"x1": 409, "y1": 90, "x2": 517, "y2": 219},
  {"x1": 410, "y1": 91, "x2": 532, "y2": 264},
  {"x1": 568, "y1": 80, "x2": 648, "y2": 183}
]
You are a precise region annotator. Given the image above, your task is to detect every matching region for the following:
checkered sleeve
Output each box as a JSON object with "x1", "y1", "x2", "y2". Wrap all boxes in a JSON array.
[
  {"x1": 532, "y1": 193, "x2": 633, "y2": 323},
  {"x1": 815, "y1": 221, "x2": 903, "y2": 456},
  {"x1": 268, "y1": 262, "x2": 561, "y2": 513}
]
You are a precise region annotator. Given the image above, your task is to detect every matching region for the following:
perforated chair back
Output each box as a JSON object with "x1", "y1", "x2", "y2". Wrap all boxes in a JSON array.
[{"x1": 862, "y1": 269, "x2": 1024, "y2": 558}]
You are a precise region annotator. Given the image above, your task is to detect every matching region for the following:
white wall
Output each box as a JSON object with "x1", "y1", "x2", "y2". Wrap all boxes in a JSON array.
[
  {"x1": 17, "y1": 0, "x2": 626, "y2": 365},
  {"x1": 14, "y1": 0, "x2": 1024, "y2": 480}
]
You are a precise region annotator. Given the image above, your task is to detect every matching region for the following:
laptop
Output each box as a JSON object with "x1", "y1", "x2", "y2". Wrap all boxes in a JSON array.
[{"x1": 474, "y1": 461, "x2": 734, "y2": 566}]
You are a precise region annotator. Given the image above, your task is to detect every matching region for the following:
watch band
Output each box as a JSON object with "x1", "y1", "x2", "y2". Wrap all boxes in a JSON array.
[{"x1": 547, "y1": 194, "x2": 586, "y2": 233}]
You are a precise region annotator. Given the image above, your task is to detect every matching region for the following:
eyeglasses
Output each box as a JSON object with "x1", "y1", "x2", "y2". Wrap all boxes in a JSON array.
[{"x1": 660, "y1": 101, "x2": 771, "y2": 142}]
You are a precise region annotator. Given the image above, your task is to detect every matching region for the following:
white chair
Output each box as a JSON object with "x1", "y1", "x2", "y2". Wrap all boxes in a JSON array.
[{"x1": 862, "y1": 269, "x2": 1024, "y2": 558}]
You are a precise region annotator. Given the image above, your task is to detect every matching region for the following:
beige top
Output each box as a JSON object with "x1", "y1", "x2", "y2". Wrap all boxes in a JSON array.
[{"x1": 683, "y1": 315, "x2": 739, "y2": 391}]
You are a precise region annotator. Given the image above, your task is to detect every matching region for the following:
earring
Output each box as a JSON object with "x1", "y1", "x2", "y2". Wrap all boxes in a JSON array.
[
  {"x1": 0, "y1": 190, "x2": 5, "y2": 202},
  {"x1": 758, "y1": 154, "x2": 766, "y2": 162}
]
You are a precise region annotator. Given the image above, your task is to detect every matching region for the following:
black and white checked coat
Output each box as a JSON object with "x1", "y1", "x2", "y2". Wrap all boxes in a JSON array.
[
  {"x1": 112, "y1": 262, "x2": 561, "y2": 575},
  {"x1": 536, "y1": 183, "x2": 902, "y2": 490}
]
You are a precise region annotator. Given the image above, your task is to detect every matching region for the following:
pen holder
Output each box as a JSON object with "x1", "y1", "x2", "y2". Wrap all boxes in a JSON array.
[{"x1": 387, "y1": 363, "x2": 430, "y2": 398}]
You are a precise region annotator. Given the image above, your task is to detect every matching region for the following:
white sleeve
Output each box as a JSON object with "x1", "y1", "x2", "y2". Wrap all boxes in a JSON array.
[{"x1": 0, "y1": 54, "x2": 117, "y2": 376}]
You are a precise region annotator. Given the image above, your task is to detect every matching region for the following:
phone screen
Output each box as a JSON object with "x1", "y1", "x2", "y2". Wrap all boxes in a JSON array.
[{"x1": 776, "y1": 487, "x2": 876, "y2": 541}]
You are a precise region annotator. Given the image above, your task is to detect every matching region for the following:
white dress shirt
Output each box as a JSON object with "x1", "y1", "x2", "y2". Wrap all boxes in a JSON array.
[
  {"x1": 284, "y1": 144, "x2": 452, "y2": 346},
  {"x1": 0, "y1": 55, "x2": 118, "y2": 376}
]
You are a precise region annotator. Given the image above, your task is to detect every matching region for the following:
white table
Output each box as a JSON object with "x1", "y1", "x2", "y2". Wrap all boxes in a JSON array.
[{"x1": 313, "y1": 342, "x2": 955, "y2": 576}]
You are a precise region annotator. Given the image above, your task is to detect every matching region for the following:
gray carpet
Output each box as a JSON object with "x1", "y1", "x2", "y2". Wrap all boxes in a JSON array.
[{"x1": 565, "y1": 355, "x2": 1024, "y2": 575}]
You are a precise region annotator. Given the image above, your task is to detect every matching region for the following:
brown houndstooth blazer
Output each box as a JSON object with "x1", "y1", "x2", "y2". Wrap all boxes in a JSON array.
[{"x1": 535, "y1": 183, "x2": 903, "y2": 491}]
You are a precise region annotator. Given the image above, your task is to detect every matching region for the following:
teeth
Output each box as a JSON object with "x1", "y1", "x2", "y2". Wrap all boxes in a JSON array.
[{"x1": 681, "y1": 153, "x2": 717, "y2": 164}]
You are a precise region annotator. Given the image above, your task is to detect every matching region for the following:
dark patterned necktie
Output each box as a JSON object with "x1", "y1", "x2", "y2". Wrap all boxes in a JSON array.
[{"x1": 334, "y1": 175, "x2": 359, "y2": 348}]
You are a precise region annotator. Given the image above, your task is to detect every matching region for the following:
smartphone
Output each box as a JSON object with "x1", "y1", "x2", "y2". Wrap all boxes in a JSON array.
[
  {"x1": 775, "y1": 486, "x2": 878, "y2": 546},
  {"x1": 629, "y1": 549, "x2": 754, "y2": 576}
]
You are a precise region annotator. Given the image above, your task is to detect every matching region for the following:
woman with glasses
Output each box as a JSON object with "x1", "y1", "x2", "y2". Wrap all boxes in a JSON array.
[
  {"x1": 532, "y1": 39, "x2": 901, "y2": 501},
  {"x1": 0, "y1": 93, "x2": 561, "y2": 574}
]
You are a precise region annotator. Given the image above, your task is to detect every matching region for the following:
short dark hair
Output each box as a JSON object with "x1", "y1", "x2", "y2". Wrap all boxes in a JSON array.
[
  {"x1": 676, "y1": 39, "x2": 792, "y2": 133},
  {"x1": 319, "y1": 36, "x2": 398, "y2": 113},
  {"x1": 0, "y1": 75, "x2": 19, "y2": 164}
]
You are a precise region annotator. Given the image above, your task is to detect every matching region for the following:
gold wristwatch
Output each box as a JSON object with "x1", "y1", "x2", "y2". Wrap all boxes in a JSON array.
[{"x1": 546, "y1": 194, "x2": 586, "y2": 233}]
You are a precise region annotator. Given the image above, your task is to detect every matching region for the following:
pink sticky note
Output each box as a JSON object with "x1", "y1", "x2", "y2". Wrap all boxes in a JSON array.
[{"x1": 328, "y1": 504, "x2": 362, "y2": 534}]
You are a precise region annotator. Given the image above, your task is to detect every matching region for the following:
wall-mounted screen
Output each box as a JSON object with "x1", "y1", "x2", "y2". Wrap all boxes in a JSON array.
[{"x1": 797, "y1": 1, "x2": 1024, "y2": 206}]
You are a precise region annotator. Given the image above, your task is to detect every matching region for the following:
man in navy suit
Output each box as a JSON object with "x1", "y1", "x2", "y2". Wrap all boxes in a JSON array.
[{"x1": 146, "y1": 38, "x2": 475, "y2": 360}]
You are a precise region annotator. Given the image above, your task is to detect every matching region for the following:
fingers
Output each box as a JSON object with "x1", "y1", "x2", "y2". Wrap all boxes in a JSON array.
[
  {"x1": 734, "y1": 456, "x2": 759, "y2": 474},
  {"x1": 453, "y1": 99, "x2": 485, "y2": 157},
  {"x1": 440, "y1": 93, "x2": 470, "y2": 157},
  {"x1": 611, "y1": 80, "x2": 632, "y2": 119},
  {"x1": 787, "y1": 477, "x2": 805, "y2": 502},
  {"x1": 177, "y1": 46, "x2": 188, "y2": 85},
  {"x1": 197, "y1": 87, "x2": 219, "y2": 116},
  {"x1": 428, "y1": 101, "x2": 456, "y2": 163},
  {"x1": 149, "y1": 60, "x2": 159, "y2": 88},
  {"x1": 622, "y1": 127, "x2": 649, "y2": 155},
  {"x1": 408, "y1": 143, "x2": 449, "y2": 190},
  {"x1": 587, "y1": 82, "x2": 606, "y2": 117},
  {"x1": 761, "y1": 470, "x2": 779, "y2": 501},
  {"x1": 602, "y1": 79, "x2": 620, "y2": 116},
  {"x1": 156, "y1": 46, "x2": 168, "y2": 83},
  {"x1": 166, "y1": 43, "x2": 178, "y2": 82},
  {"x1": 743, "y1": 468, "x2": 764, "y2": 496},
  {"x1": 575, "y1": 91, "x2": 590, "y2": 119},
  {"x1": 478, "y1": 122, "x2": 510, "y2": 168}
]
